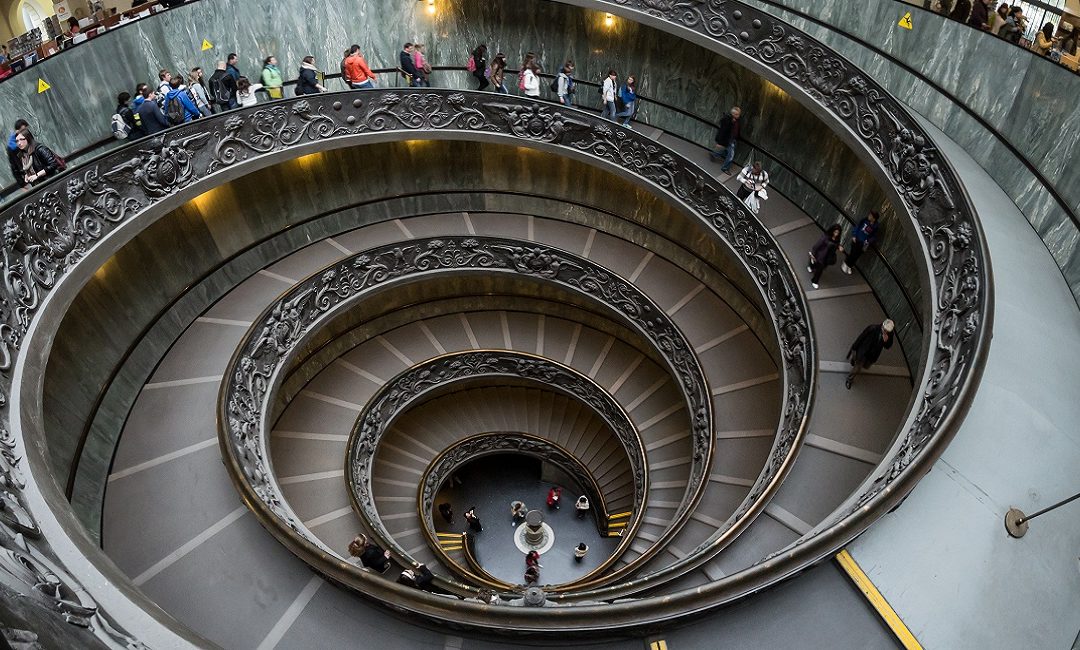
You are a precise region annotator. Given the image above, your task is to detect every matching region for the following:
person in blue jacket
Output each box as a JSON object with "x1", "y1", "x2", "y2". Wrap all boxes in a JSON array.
[
  {"x1": 615, "y1": 75, "x2": 638, "y2": 127},
  {"x1": 842, "y1": 210, "x2": 882, "y2": 275},
  {"x1": 163, "y1": 77, "x2": 201, "y2": 124},
  {"x1": 135, "y1": 86, "x2": 170, "y2": 135}
]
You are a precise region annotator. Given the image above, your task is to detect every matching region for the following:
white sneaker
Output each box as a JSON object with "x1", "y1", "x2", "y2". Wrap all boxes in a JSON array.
[
  {"x1": 811, "y1": 282, "x2": 819, "y2": 289},
  {"x1": 807, "y1": 266, "x2": 813, "y2": 273},
  {"x1": 842, "y1": 263, "x2": 852, "y2": 275}
]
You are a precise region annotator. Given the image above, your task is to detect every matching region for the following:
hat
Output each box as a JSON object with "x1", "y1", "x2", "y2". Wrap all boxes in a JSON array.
[{"x1": 883, "y1": 319, "x2": 895, "y2": 333}]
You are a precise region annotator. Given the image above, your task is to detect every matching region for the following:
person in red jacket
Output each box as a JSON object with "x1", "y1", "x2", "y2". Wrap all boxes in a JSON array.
[
  {"x1": 546, "y1": 486, "x2": 561, "y2": 510},
  {"x1": 344, "y1": 44, "x2": 377, "y2": 89}
]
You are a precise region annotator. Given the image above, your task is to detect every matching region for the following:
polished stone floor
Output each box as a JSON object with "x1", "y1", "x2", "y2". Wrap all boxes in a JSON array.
[{"x1": 433, "y1": 455, "x2": 618, "y2": 586}]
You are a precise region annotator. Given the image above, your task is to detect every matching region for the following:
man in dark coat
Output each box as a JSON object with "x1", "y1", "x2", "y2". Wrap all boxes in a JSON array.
[
  {"x1": 846, "y1": 319, "x2": 895, "y2": 389},
  {"x1": 709, "y1": 105, "x2": 742, "y2": 174},
  {"x1": 399, "y1": 43, "x2": 419, "y2": 86}
]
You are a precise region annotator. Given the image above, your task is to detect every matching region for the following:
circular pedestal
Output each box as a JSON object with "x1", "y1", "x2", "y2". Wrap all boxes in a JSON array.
[{"x1": 513, "y1": 522, "x2": 555, "y2": 554}]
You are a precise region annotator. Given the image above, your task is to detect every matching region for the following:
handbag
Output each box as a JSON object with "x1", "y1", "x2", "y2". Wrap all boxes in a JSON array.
[{"x1": 267, "y1": 87, "x2": 283, "y2": 100}]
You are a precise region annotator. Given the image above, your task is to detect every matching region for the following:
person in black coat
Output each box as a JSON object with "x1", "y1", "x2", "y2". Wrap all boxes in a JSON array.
[
  {"x1": 464, "y1": 507, "x2": 482, "y2": 533},
  {"x1": 808, "y1": 224, "x2": 844, "y2": 290},
  {"x1": 295, "y1": 56, "x2": 325, "y2": 95},
  {"x1": 399, "y1": 43, "x2": 419, "y2": 87},
  {"x1": 13, "y1": 128, "x2": 62, "y2": 187},
  {"x1": 846, "y1": 319, "x2": 895, "y2": 389},
  {"x1": 709, "y1": 105, "x2": 742, "y2": 174},
  {"x1": 397, "y1": 562, "x2": 434, "y2": 589},
  {"x1": 967, "y1": 0, "x2": 990, "y2": 29},
  {"x1": 471, "y1": 44, "x2": 489, "y2": 91},
  {"x1": 347, "y1": 534, "x2": 391, "y2": 573}
]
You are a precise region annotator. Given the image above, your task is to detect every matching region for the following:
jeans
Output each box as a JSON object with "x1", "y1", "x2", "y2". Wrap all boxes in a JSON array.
[
  {"x1": 616, "y1": 100, "x2": 635, "y2": 125},
  {"x1": 710, "y1": 142, "x2": 736, "y2": 171},
  {"x1": 352, "y1": 80, "x2": 374, "y2": 90},
  {"x1": 846, "y1": 239, "x2": 867, "y2": 268},
  {"x1": 601, "y1": 100, "x2": 616, "y2": 120},
  {"x1": 559, "y1": 95, "x2": 573, "y2": 106},
  {"x1": 495, "y1": 82, "x2": 508, "y2": 93}
]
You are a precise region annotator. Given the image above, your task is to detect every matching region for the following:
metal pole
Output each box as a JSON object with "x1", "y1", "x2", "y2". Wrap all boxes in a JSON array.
[
  {"x1": 1004, "y1": 490, "x2": 1080, "y2": 538},
  {"x1": 1017, "y1": 491, "x2": 1080, "y2": 524}
]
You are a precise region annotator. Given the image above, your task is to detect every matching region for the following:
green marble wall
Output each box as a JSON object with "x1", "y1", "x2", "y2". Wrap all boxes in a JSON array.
[
  {"x1": 0, "y1": 0, "x2": 919, "y2": 319},
  {"x1": 742, "y1": 0, "x2": 1080, "y2": 300}
]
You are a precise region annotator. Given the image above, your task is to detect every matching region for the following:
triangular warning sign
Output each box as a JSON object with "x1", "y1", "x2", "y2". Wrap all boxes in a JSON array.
[
  {"x1": 36, "y1": 79, "x2": 50, "y2": 93},
  {"x1": 201, "y1": 39, "x2": 213, "y2": 51},
  {"x1": 898, "y1": 12, "x2": 913, "y2": 30}
]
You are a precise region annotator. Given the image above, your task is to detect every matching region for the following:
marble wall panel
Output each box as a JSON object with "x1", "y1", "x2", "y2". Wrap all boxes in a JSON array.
[
  {"x1": 0, "y1": 0, "x2": 924, "y2": 318},
  {"x1": 742, "y1": 0, "x2": 1080, "y2": 302}
]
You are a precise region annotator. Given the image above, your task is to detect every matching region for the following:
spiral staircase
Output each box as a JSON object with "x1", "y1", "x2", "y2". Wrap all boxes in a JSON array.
[{"x1": 9, "y1": 1, "x2": 1071, "y2": 648}]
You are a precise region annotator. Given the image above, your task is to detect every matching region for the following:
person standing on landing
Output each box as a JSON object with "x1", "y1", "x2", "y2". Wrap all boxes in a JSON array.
[
  {"x1": 842, "y1": 211, "x2": 881, "y2": 275},
  {"x1": 710, "y1": 106, "x2": 741, "y2": 174},
  {"x1": 464, "y1": 506, "x2": 483, "y2": 533},
  {"x1": 808, "y1": 224, "x2": 844, "y2": 290},
  {"x1": 846, "y1": 319, "x2": 895, "y2": 389},
  {"x1": 736, "y1": 161, "x2": 769, "y2": 205}
]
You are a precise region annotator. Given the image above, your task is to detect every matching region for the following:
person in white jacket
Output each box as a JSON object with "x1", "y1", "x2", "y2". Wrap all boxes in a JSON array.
[
  {"x1": 522, "y1": 61, "x2": 541, "y2": 98},
  {"x1": 600, "y1": 69, "x2": 617, "y2": 120}
]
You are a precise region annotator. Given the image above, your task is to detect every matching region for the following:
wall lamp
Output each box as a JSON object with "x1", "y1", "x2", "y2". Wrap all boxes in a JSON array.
[{"x1": 604, "y1": 13, "x2": 614, "y2": 27}]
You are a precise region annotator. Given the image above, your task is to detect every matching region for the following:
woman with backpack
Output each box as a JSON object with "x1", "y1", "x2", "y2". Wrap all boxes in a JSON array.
[
  {"x1": 296, "y1": 56, "x2": 326, "y2": 95},
  {"x1": 13, "y1": 128, "x2": 63, "y2": 188},
  {"x1": 554, "y1": 60, "x2": 575, "y2": 106},
  {"x1": 235, "y1": 76, "x2": 264, "y2": 108},
  {"x1": 412, "y1": 44, "x2": 431, "y2": 87},
  {"x1": 807, "y1": 224, "x2": 845, "y2": 290},
  {"x1": 469, "y1": 44, "x2": 489, "y2": 91},
  {"x1": 489, "y1": 52, "x2": 508, "y2": 93},
  {"x1": 187, "y1": 68, "x2": 213, "y2": 117},
  {"x1": 518, "y1": 52, "x2": 537, "y2": 93},
  {"x1": 261, "y1": 56, "x2": 284, "y2": 99},
  {"x1": 111, "y1": 92, "x2": 140, "y2": 140}
]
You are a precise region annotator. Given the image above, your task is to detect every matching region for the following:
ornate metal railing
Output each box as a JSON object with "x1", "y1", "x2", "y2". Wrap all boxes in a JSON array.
[
  {"x1": 221, "y1": 234, "x2": 715, "y2": 584},
  {"x1": 0, "y1": 0, "x2": 990, "y2": 638},
  {"x1": 3, "y1": 87, "x2": 812, "y2": 637},
  {"x1": 344, "y1": 350, "x2": 644, "y2": 587}
]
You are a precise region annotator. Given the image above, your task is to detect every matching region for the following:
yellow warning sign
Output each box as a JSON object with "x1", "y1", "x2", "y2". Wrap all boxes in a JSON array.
[
  {"x1": 201, "y1": 39, "x2": 213, "y2": 51},
  {"x1": 898, "y1": 12, "x2": 913, "y2": 30},
  {"x1": 36, "y1": 79, "x2": 50, "y2": 93}
]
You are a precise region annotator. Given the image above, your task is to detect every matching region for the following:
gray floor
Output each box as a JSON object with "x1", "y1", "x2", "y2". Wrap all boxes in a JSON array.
[{"x1": 436, "y1": 455, "x2": 618, "y2": 586}]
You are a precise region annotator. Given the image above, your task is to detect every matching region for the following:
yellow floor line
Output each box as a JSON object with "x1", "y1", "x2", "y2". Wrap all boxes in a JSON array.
[{"x1": 835, "y1": 549, "x2": 922, "y2": 650}]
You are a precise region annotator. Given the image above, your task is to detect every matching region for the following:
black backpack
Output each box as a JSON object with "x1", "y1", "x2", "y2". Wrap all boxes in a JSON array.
[
  {"x1": 549, "y1": 75, "x2": 559, "y2": 93},
  {"x1": 165, "y1": 96, "x2": 185, "y2": 125},
  {"x1": 210, "y1": 73, "x2": 232, "y2": 105}
]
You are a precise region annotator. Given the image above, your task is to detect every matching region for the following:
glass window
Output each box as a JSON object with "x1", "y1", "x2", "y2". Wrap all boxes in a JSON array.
[
  {"x1": 19, "y1": 1, "x2": 45, "y2": 34},
  {"x1": 1019, "y1": 1, "x2": 1065, "y2": 42}
]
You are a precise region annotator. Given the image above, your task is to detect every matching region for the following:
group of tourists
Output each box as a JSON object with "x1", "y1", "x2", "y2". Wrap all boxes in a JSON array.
[
  {"x1": 466, "y1": 45, "x2": 639, "y2": 126},
  {"x1": 108, "y1": 51, "x2": 329, "y2": 141}
]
